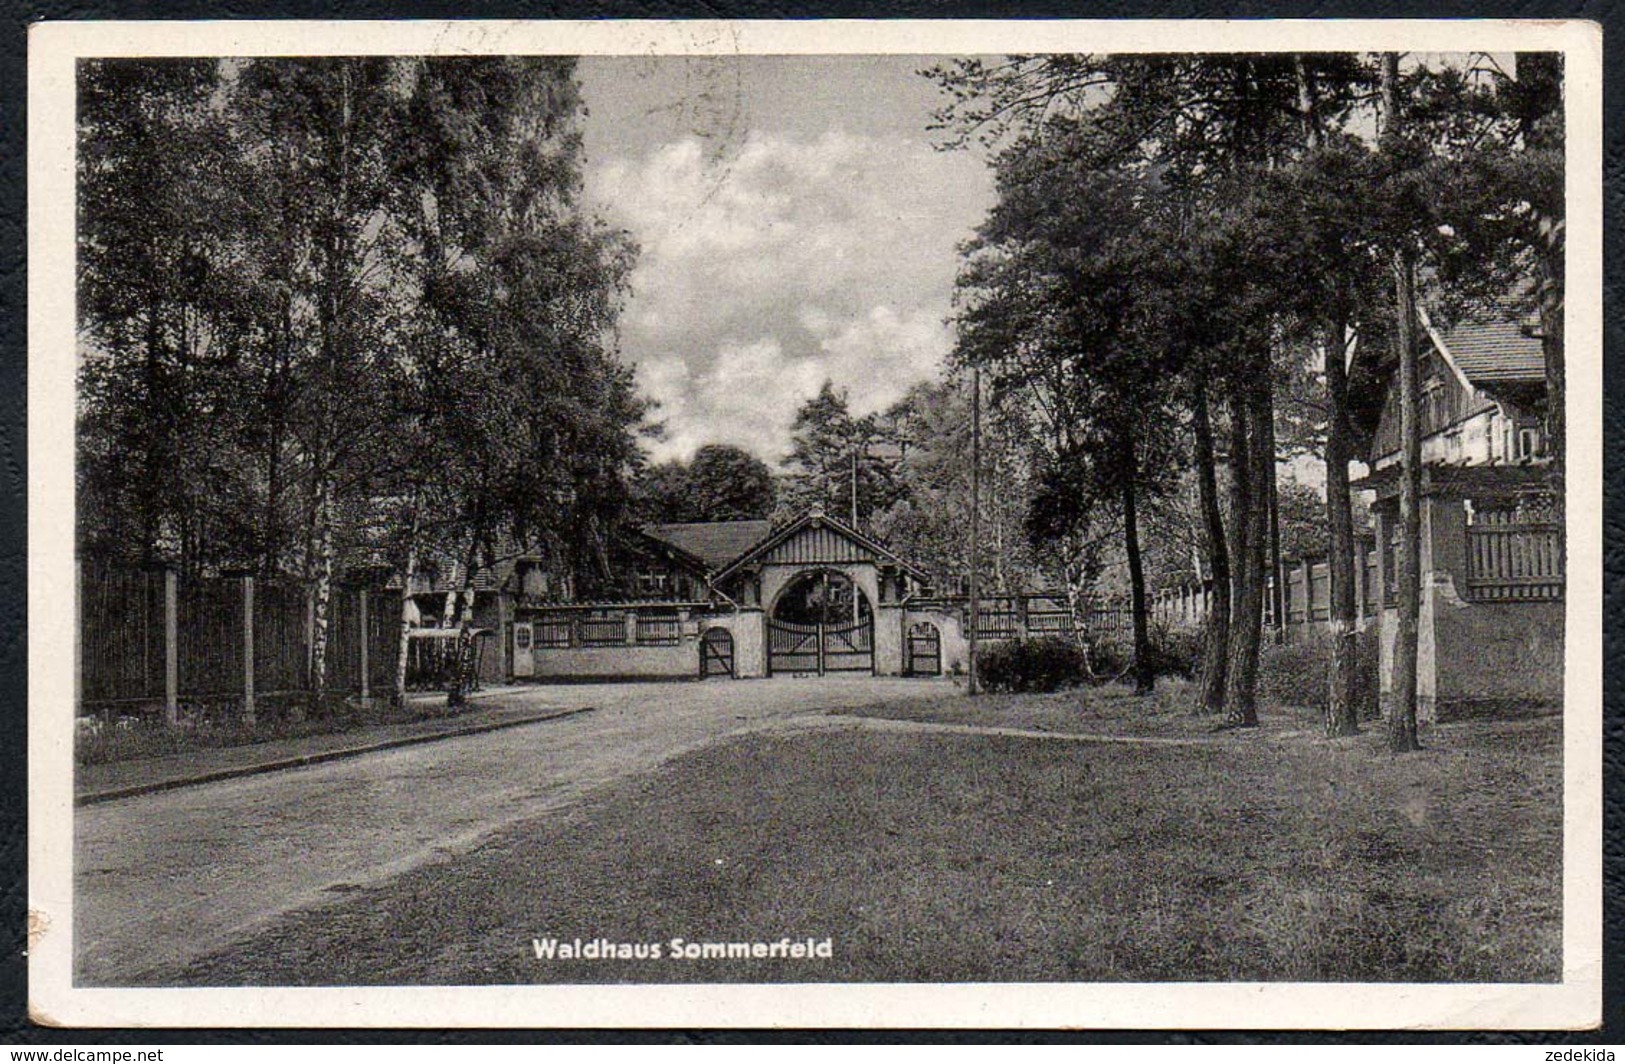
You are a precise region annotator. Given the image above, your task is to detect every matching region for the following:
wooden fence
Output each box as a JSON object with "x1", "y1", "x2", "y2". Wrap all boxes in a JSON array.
[
  {"x1": 909, "y1": 595, "x2": 1072, "y2": 641},
  {"x1": 79, "y1": 561, "x2": 400, "y2": 721},
  {"x1": 1465, "y1": 522, "x2": 1564, "y2": 601},
  {"x1": 524, "y1": 604, "x2": 706, "y2": 651},
  {"x1": 924, "y1": 515, "x2": 1561, "y2": 653}
]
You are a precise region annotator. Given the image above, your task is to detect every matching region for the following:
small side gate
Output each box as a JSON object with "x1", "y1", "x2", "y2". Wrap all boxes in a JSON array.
[
  {"x1": 768, "y1": 616, "x2": 873, "y2": 675},
  {"x1": 905, "y1": 621, "x2": 941, "y2": 676},
  {"x1": 700, "y1": 627, "x2": 734, "y2": 678}
]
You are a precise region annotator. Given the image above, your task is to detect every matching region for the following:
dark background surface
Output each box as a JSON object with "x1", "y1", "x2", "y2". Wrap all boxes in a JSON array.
[{"x1": 1, "y1": 0, "x2": 1619, "y2": 1044}]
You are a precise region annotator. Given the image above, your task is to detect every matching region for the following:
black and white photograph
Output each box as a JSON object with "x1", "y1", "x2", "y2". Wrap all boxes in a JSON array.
[{"x1": 28, "y1": 19, "x2": 1602, "y2": 1029}]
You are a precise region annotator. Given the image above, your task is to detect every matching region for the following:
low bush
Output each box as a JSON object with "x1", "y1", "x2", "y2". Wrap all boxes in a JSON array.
[
  {"x1": 1257, "y1": 629, "x2": 1383, "y2": 716},
  {"x1": 979, "y1": 636, "x2": 1092, "y2": 693},
  {"x1": 1145, "y1": 624, "x2": 1203, "y2": 680},
  {"x1": 1352, "y1": 628, "x2": 1381, "y2": 720},
  {"x1": 1257, "y1": 637, "x2": 1334, "y2": 711},
  {"x1": 1083, "y1": 626, "x2": 1202, "y2": 685},
  {"x1": 1087, "y1": 640, "x2": 1131, "y2": 682}
]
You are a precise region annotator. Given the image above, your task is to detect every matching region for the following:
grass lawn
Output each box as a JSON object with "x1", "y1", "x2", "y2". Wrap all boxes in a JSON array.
[
  {"x1": 75, "y1": 692, "x2": 467, "y2": 767},
  {"x1": 835, "y1": 677, "x2": 1323, "y2": 739},
  {"x1": 176, "y1": 684, "x2": 1562, "y2": 987}
]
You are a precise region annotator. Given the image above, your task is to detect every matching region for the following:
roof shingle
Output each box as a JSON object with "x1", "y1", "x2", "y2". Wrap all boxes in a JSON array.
[
  {"x1": 646, "y1": 520, "x2": 774, "y2": 572},
  {"x1": 1436, "y1": 304, "x2": 1546, "y2": 385}
]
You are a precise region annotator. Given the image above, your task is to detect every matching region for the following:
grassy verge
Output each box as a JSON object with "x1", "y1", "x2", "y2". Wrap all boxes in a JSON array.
[
  {"x1": 837, "y1": 677, "x2": 1329, "y2": 738},
  {"x1": 75, "y1": 693, "x2": 462, "y2": 766},
  {"x1": 175, "y1": 701, "x2": 1561, "y2": 986}
]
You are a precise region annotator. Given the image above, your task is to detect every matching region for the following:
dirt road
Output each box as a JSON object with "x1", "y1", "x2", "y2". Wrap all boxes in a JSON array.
[{"x1": 74, "y1": 677, "x2": 942, "y2": 985}]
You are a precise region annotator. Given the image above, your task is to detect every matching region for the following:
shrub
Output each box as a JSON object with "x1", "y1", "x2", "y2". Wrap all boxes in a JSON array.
[
  {"x1": 1080, "y1": 625, "x2": 1201, "y2": 685},
  {"x1": 1257, "y1": 637, "x2": 1334, "y2": 711},
  {"x1": 1086, "y1": 639, "x2": 1131, "y2": 682},
  {"x1": 1145, "y1": 624, "x2": 1203, "y2": 680},
  {"x1": 979, "y1": 636, "x2": 1092, "y2": 693},
  {"x1": 1352, "y1": 628, "x2": 1381, "y2": 720},
  {"x1": 1255, "y1": 629, "x2": 1384, "y2": 717}
]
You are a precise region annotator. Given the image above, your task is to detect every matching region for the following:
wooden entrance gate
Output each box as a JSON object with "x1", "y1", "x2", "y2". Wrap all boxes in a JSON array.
[
  {"x1": 768, "y1": 616, "x2": 873, "y2": 675},
  {"x1": 700, "y1": 627, "x2": 734, "y2": 678},
  {"x1": 904, "y1": 621, "x2": 941, "y2": 676}
]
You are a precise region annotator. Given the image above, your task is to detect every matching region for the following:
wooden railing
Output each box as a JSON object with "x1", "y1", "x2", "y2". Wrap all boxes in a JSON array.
[
  {"x1": 1466, "y1": 522, "x2": 1564, "y2": 601},
  {"x1": 578, "y1": 617, "x2": 631, "y2": 647},
  {"x1": 534, "y1": 620, "x2": 573, "y2": 648},
  {"x1": 527, "y1": 609, "x2": 693, "y2": 650},
  {"x1": 635, "y1": 616, "x2": 682, "y2": 646}
]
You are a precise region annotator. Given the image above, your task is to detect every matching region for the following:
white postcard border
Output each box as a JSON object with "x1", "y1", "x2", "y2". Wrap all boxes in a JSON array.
[{"x1": 27, "y1": 17, "x2": 1604, "y2": 1030}]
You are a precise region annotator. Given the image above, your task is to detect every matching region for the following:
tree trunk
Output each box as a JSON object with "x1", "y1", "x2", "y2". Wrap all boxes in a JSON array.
[
  {"x1": 1265, "y1": 391, "x2": 1285, "y2": 642},
  {"x1": 968, "y1": 365, "x2": 981, "y2": 696},
  {"x1": 440, "y1": 562, "x2": 461, "y2": 626},
  {"x1": 1295, "y1": 53, "x2": 1321, "y2": 151},
  {"x1": 307, "y1": 470, "x2": 336, "y2": 708},
  {"x1": 1324, "y1": 315, "x2": 1361, "y2": 737},
  {"x1": 262, "y1": 294, "x2": 292, "y2": 576},
  {"x1": 1390, "y1": 248, "x2": 1423, "y2": 752},
  {"x1": 1063, "y1": 534, "x2": 1089, "y2": 648},
  {"x1": 1193, "y1": 372, "x2": 1230, "y2": 715},
  {"x1": 394, "y1": 489, "x2": 421, "y2": 710},
  {"x1": 1122, "y1": 430, "x2": 1154, "y2": 695},
  {"x1": 1223, "y1": 378, "x2": 1267, "y2": 728},
  {"x1": 263, "y1": 425, "x2": 283, "y2": 576},
  {"x1": 1537, "y1": 238, "x2": 1564, "y2": 520},
  {"x1": 446, "y1": 530, "x2": 482, "y2": 711},
  {"x1": 1382, "y1": 51, "x2": 1423, "y2": 753}
]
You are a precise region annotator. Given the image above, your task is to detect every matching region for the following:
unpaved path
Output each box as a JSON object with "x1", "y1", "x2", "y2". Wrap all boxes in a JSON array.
[
  {"x1": 796, "y1": 713, "x2": 1230, "y2": 747},
  {"x1": 74, "y1": 677, "x2": 941, "y2": 985}
]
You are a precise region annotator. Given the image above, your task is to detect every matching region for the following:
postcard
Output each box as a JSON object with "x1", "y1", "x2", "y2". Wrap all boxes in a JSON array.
[{"x1": 28, "y1": 18, "x2": 1603, "y2": 1029}]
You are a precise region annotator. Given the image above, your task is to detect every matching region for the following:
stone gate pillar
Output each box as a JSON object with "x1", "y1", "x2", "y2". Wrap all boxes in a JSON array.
[{"x1": 875, "y1": 604, "x2": 905, "y2": 676}]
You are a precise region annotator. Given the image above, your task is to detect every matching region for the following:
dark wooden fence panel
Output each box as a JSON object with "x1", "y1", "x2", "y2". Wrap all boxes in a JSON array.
[
  {"x1": 177, "y1": 577, "x2": 243, "y2": 698},
  {"x1": 254, "y1": 580, "x2": 308, "y2": 695},
  {"x1": 79, "y1": 563, "x2": 166, "y2": 704},
  {"x1": 82, "y1": 565, "x2": 409, "y2": 713},
  {"x1": 579, "y1": 617, "x2": 626, "y2": 646},
  {"x1": 326, "y1": 590, "x2": 364, "y2": 692},
  {"x1": 635, "y1": 616, "x2": 682, "y2": 646},
  {"x1": 368, "y1": 592, "x2": 403, "y2": 693}
]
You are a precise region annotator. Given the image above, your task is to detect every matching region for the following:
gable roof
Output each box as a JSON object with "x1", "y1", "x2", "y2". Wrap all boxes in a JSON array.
[
  {"x1": 391, "y1": 552, "x2": 538, "y2": 595},
  {"x1": 645, "y1": 520, "x2": 774, "y2": 573},
  {"x1": 1431, "y1": 305, "x2": 1546, "y2": 386},
  {"x1": 711, "y1": 508, "x2": 928, "y2": 583},
  {"x1": 1350, "y1": 290, "x2": 1550, "y2": 442}
]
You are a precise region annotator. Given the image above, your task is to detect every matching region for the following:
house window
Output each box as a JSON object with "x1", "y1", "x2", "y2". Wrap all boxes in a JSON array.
[
  {"x1": 1383, "y1": 524, "x2": 1402, "y2": 607},
  {"x1": 636, "y1": 570, "x2": 670, "y2": 597},
  {"x1": 1515, "y1": 425, "x2": 1544, "y2": 461},
  {"x1": 1421, "y1": 372, "x2": 1449, "y2": 431}
]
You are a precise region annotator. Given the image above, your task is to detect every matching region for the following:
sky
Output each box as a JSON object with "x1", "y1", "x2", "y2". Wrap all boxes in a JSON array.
[{"x1": 576, "y1": 56, "x2": 995, "y2": 466}]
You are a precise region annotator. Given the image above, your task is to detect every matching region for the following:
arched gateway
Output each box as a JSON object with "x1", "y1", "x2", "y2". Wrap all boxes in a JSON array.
[
  {"x1": 512, "y1": 506, "x2": 964, "y2": 681},
  {"x1": 708, "y1": 507, "x2": 928, "y2": 677},
  {"x1": 765, "y1": 568, "x2": 875, "y2": 675}
]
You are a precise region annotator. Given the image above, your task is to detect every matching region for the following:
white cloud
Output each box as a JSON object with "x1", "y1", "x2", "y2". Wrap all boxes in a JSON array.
[{"x1": 590, "y1": 128, "x2": 991, "y2": 464}]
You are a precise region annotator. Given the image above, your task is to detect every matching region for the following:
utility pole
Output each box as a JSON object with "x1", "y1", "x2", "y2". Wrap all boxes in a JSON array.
[
  {"x1": 851, "y1": 445, "x2": 861, "y2": 623},
  {"x1": 969, "y1": 366, "x2": 981, "y2": 696},
  {"x1": 850, "y1": 446, "x2": 859, "y2": 531}
]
